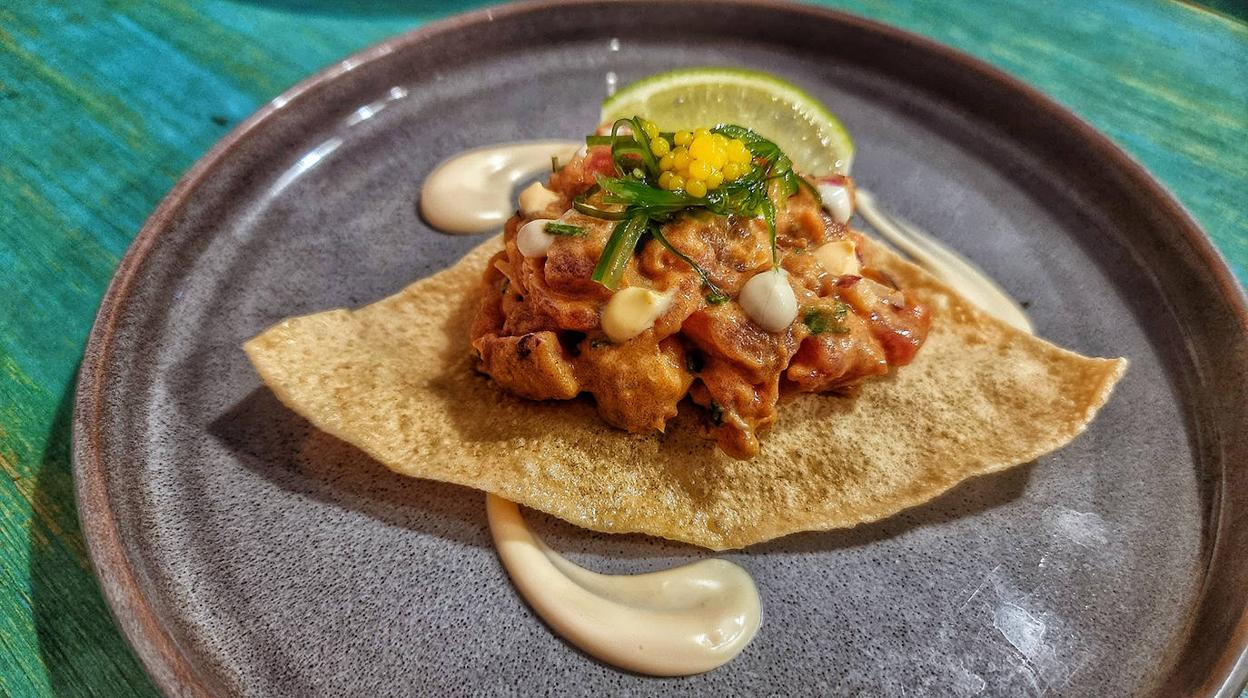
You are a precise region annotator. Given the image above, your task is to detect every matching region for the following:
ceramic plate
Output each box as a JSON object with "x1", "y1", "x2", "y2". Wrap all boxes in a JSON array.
[{"x1": 73, "y1": 2, "x2": 1248, "y2": 695}]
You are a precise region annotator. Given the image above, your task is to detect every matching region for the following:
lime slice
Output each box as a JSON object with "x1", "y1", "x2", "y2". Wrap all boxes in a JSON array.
[{"x1": 601, "y1": 68, "x2": 853, "y2": 175}]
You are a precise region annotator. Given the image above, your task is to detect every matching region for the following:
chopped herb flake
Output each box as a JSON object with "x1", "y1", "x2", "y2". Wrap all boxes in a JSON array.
[
  {"x1": 804, "y1": 302, "x2": 851, "y2": 335},
  {"x1": 544, "y1": 222, "x2": 585, "y2": 237}
]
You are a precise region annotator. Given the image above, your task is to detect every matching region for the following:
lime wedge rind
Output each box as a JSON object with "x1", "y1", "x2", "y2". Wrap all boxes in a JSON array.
[{"x1": 600, "y1": 67, "x2": 853, "y2": 175}]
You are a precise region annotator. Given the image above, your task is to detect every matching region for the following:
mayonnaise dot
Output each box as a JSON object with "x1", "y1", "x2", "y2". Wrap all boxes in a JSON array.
[
  {"x1": 602, "y1": 287, "x2": 673, "y2": 343},
  {"x1": 739, "y1": 269, "x2": 798, "y2": 332},
  {"x1": 817, "y1": 182, "x2": 853, "y2": 224},
  {"x1": 518, "y1": 182, "x2": 560, "y2": 217},
  {"x1": 517, "y1": 218, "x2": 558, "y2": 258}
]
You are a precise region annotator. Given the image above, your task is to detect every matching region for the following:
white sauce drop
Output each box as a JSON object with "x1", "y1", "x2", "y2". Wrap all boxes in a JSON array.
[
  {"x1": 853, "y1": 189, "x2": 1035, "y2": 334},
  {"x1": 516, "y1": 218, "x2": 559, "y2": 258},
  {"x1": 817, "y1": 181, "x2": 853, "y2": 223},
  {"x1": 601, "y1": 287, "x2": 673, "y2": 342},
  {"x1": 518, "y1": 182, "x2": 560, "y2": 217},
  {"x1": 739, "y1": 269, "x2": 798, "y2": 332},
  {"x1": 419, "y1": 140, "x2": 581, "y2": 235},
  {"x1": 486, "y1": 495, "x2": 762, "y2": 676}
]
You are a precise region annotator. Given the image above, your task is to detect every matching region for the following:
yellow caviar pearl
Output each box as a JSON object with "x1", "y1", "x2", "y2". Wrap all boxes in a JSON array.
[
  {"x1": 728, "y1": 140, "x2": 751, "y2": 164},
  {"x1": 650, "y1": 137, "x2": 671, "y2": 157},
  {"x1": 658, "y1": 171, "x2": 675, "y2": 190},
  {"x1": 673, "y1": 130, "x2": 692, "y2": 146},
  {"x1": 672, "y1": 148, "x2": 691, "y2": 170},
  {"x1": 723, "y1": 162, "x2": 742, "y2": 180},
  {"x1": 688, "y1": 159, "x2": 713, "y2": 180},
  {"x1": 688, "y1": 134, "x2": 715, "y2": 161},
  {"x1": 705, "y1": 170, "x2": 724, "y2": 189},
  {"x1": 659, "y1": 152, "x2": 675, "y2": 170},
  {"x1": 685, "y1": 178, "x2": 708, "y2": 197},
  {"x1": 641, "y1": 119, "x2": 660, "y2": 139},
  {"x1": 668, "y1": 174, "x2": 685, "y2": 190},
  {"x1": 707, "y1": 148, "x2": 727, "y2": 169},
  {"x1": 711, "y1": 133, "x2": 729, "y2": 148},
  {"x1": 693, "y1": 127, "x2": 710, "y2": 140}
]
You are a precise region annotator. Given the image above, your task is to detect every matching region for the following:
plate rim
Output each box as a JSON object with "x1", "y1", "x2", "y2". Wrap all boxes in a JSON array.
[{"x1": 70, "y1": 1, "x2": 1248, "y2": 696}]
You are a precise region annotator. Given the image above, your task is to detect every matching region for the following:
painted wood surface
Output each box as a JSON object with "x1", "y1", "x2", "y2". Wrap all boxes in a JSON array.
[{"x1": 1, "y1": 1, "x2": 1244, "y2": 695}]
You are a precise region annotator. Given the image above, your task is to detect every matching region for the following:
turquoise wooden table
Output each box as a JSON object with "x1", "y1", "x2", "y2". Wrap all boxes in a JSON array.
[{"x1": 2, "y1": 1, "x2": 1245, "y2": 695}]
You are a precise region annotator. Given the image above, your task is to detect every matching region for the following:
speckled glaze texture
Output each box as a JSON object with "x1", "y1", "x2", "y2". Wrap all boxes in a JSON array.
[{"x1": 73, "y1": 2, "x2": 1248, "y2": 696}]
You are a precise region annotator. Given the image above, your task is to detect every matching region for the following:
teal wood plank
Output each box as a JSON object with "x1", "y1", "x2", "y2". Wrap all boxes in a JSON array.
[{"x1": 0, "y1": 1, "x2": 1243, "y2": 696}]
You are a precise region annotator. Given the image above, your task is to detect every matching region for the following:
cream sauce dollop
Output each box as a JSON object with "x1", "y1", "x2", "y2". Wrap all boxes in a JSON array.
[
  {"x1": 739, "y1": 268, "x2": 799, "y2": 332},
  {"x1": 419, "y1": 140, "x2": 581, "y2": 234},
  {"x1": 486, "y1": 495, "x2": 762, "y2": 676},
  {"x1": 601, "y1": 287, "x2": 673, "y2": 342}
]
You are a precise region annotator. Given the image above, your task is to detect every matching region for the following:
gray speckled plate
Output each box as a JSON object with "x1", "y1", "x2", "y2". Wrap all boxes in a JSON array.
[{"x1": 73, "y1": 2, "x2": 1248, "y2": 696}]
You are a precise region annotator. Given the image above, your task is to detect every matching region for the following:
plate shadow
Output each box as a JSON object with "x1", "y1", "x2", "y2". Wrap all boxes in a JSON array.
[
  {"x1": 209, "y1": 387, "x2": 489, "y2": 550},
  {"x1": 212, "y1": 384, "x2": 1033, "y2": 563}
]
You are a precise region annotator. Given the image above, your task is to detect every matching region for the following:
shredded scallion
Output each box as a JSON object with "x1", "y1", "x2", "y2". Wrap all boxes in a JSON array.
[
  {"x1": 579, "y1": 117, "x2": 810, "y2": 293},
  {"x1": 544, "y1": 222, "x2": 585, "y2": 237}
]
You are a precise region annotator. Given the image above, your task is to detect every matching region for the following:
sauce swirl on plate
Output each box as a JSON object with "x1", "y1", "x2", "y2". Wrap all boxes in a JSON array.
[
  {"x1": 486, "y1": 495, "x2": 762, "y2": 676},
  {"x1": 419, "y1": 140, "x2": 581, "y2": 234}
]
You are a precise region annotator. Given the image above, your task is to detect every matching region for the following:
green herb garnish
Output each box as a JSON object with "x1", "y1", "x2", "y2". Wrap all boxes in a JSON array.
[
  {"x1": 544, "y1": 222, "x2": 586, "y2": 237},
  {"x1": 803, "y1": 302, "x2": 851, "y2": 335},
  {"x1": 576, "y1": 117, "x2": 808, "y2": 294},
  {"x1": 590, "y1": 213, "x2": 649, "y2": 290}
]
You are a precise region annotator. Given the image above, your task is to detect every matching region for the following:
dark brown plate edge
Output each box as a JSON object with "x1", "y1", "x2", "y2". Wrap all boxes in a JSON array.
[{"x1": 69, "y1": 1, "x2": 1248, "y2": 696}]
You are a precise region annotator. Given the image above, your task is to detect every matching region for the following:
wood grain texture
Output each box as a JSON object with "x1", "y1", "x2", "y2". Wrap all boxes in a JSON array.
[{"x1": 0, "y1": 1, "x2": 1243, "y2": 695}]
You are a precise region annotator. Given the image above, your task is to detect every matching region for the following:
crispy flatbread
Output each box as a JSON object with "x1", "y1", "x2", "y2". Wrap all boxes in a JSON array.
[{"x1": 244, "y1": 236, "x2": 1125, "y2": 549}]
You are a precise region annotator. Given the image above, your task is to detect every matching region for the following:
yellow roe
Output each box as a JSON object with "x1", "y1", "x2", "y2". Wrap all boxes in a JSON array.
[
  {"x1": 649, "y1": 122, "x2": 754, "y2": 194},
  {"x1": 688, "y1": 134, "x2": 716, "y2": 161},
  {"x1": 672, "y1": 148, "x2": 691, "y2": 170}
]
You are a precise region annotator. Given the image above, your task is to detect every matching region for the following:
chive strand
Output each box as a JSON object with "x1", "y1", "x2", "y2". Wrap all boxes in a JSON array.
[{"x1": 591, "y1": 213, "x2": 648, "y2": 290}]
